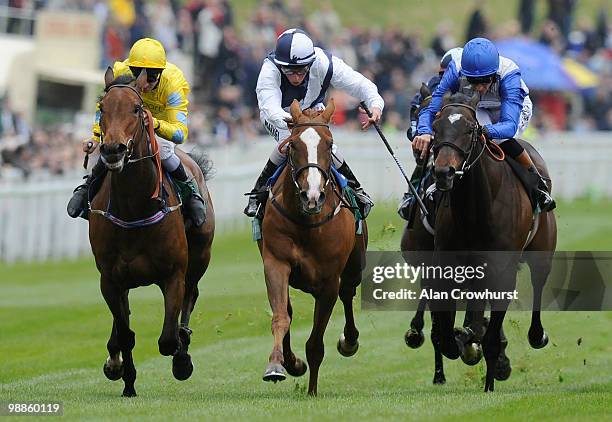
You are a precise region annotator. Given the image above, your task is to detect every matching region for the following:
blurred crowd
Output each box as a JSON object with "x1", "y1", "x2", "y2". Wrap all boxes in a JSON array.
[{"x1": 0, "y1": 0, "x2": 610, "y2": 177}]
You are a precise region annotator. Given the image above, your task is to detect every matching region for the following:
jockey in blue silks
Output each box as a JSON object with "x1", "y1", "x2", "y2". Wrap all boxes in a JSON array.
[{"x1": 412, "y1": 37, "x2": 555, "y2": 212}]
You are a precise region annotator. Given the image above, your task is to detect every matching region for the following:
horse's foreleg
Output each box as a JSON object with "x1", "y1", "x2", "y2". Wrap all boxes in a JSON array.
[
  {"x1": 337, "y1": 273, "x2": 360, "y2": 357},
  {"x1": 306, "y1": 286, "x2": 338, "y2": 396},
  {"x1": 282, "y1": 298, "x2": 307, "y2": 377},
  {"x1": 405, "y1": 300, "x2": 426, "y2": 349},
  {"x1": 430, "y1": 310, "x2": 446, "y2": 384},
  {"x1": 527, "y1": 256, "x2": 551, "y2": 349},
  {"x1": 159, "y1": 274, "x2": 185, "y2": 357},
  {"x1": 483, "y1": 307, "x2": 508, "y2": 392},
  {"x1": 262, "y1": 261, "x2": 291, "y2": 383},
  {"x1": 101, "y1": 280, "x2": 137, "y2": 397}
]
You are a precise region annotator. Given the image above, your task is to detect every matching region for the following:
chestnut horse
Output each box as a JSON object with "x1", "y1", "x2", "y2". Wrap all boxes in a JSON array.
[
  {"x1": 404, "y1": 93, "x2": 556, "y2": 392},
  {"x1": 258, "y1": 99, "x2": 368, "y2": 396},
  {"x1": 89, "y1": 68, "x2": 215, "y2": 397}
]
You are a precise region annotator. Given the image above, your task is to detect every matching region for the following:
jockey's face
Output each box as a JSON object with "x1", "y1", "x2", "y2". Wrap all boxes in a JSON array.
[
  {"x1": 130, "y1": 67, "x2": 162, "y2": 92},
  {"x1": 473, "y1": 81, "x2": 493, "y2": 95},
  {"x1": 281, "y1": 65, "x2": 309, "y2": 86}
]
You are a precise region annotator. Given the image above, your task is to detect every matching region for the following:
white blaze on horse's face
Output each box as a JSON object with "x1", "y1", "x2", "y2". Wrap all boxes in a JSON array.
[
  {"x1": 300, "y1": 127, "x2": 322, "y2": 204},
  {"x1": 448, "y1": 113, "x2": 462, "y2": 124}
]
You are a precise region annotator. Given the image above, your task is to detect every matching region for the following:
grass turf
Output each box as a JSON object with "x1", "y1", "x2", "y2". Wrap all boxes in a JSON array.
[{"x1": 1, "y1": 199, "x2": 611, "y2": 420}]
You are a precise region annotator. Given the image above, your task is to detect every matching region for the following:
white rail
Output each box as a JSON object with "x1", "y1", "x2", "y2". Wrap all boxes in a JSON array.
[{"x1": 1, "y1": 131, "x2": 611, "y2": 262}]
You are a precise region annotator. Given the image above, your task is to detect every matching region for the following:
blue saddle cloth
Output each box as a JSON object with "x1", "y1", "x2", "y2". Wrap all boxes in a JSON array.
[{"x1": 267, "y1": 160, "x2": 348, "y2": 190}]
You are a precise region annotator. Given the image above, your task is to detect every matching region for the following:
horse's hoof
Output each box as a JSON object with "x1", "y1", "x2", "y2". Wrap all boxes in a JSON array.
[
  {"x1": 122, "y1": 388, "x2": 137, "y2": 397},
  {"x1": 404, "y1": 328, "x2": 425, "y2": 349},
  {"x1": 262, "y1": 363, "x2": 286, "y2": 383},
  {"x1": 494, "y1": 355, "x2": 512, "y2": 381},
  {"x1": 172, "y1": 353, "x2": 194, "y2": 381},
  {"x1": 461, "y1": 342, "x2": 483, "y2": 366},
  {"x1": 284, "y1": 358, "x2": 307, "y2": 377},
  {"x1": 103, "y1": 357, "x2": 124, "y2": 381},
  {"x1": 529, "y1": 331, "x2": 549, "y2": 349},
  {"x1": 337, "y1": 333, "x2": 359, "y2": 357},
  {"x1": 433, "y1": 371, "x2": 446, "y2": 385}
]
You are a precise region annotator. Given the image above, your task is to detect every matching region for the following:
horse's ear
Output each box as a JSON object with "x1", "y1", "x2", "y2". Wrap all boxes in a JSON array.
[
  {"x1": 320, "y1": 98, "x2": 335, "y2": 122},
  {"x1": 420, "y1": 83, "x2": 431, "y2": 99},
  {"x1": 135, "y1": 68, "x2": 148, "y2": 91},
  {"x1": 104, "y1": 67, "x2": 114, "y2": 89},
  {"x1": 469, "y1": 93, "x2": 480, "y2": 109},
  {"x1": 289, "y1": 99, "x2": 302, "y2": 123}
]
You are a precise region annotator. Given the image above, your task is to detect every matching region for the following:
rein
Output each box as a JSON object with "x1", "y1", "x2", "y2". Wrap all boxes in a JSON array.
[{"x1": 91, "y1": 83, "x2": 180, "y2": 228}]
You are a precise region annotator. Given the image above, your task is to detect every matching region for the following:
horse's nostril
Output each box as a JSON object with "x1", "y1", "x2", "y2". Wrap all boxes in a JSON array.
[
  {"x1": 319, "y1": 192, "x2": 326, "y2": 203},
  {"x1": 299, "y1": 191, "x2": 308, "y2": 202}
]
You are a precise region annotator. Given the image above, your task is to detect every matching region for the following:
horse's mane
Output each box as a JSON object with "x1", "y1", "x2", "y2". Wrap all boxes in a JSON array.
[{"x1": 443, "y1": 92, "x2": 472, "y2": 106}]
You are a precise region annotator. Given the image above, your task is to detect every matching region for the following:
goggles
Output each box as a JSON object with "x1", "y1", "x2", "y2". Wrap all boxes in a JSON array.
[
  {"x1": 280, "y1": 65, "x2": 310, "y2": 76},
  {"x1": 466, "y1": 74, "x2": 496, "y2": 85},
  {"x1": 130, "y1": 67, "x2": 163, "y2": 84}
]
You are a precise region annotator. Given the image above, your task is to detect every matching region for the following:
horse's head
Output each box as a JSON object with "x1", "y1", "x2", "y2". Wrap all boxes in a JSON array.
[
  {"x1": 285, "y1": 99, "x2": 335, "y2": 215},
  {"x1": 98, "y1": 67, "x2": 148, "y2": 172},
  {"x1": 431, "y1": 93, "x2": 481, "y2": 191}
]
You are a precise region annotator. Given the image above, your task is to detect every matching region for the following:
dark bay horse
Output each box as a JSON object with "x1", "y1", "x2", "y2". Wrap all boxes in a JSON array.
[
  {"x1": 89, "y1": 68, "x2": 215, "y2": 396},
  {"x1": 404, "y1": 93, "x2": 556, "y2": 391},
  {"x1": 258, "y1": 99, "x2": 368, "y2": 396}
]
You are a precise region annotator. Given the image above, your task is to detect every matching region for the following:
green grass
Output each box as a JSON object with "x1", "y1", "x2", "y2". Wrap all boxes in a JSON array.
[{"x1": 1, "y1": 199, "x2": 611, "y2": 421}]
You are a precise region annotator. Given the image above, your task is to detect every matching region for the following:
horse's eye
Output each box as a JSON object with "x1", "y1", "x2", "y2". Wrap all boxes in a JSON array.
[{"x1": 134, "y1": 106, "x2": 140, "y2": 114}]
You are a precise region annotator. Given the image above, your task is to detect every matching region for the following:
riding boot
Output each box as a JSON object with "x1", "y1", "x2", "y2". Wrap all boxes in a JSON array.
[
  {"x1": 398, "y1": 162, "x2": 424, "y2": 220},
  {"x1": 515, "y1": 150, "x2": 556, "y2": 212},
  {"x1": 244, "y1": 159, "x2": 280, "y2": 217},
  {"x1": 337, "y1": 161, "x2": 374, "y2": 219},
  {"x1": 170, "y1": 163, "x2": 207, "y2": 227},
  {"x1": 67, "y1": 158, "x2": 107, "y2": 219}
]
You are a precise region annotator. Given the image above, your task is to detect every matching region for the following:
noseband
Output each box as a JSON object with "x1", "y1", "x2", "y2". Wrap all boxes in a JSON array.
[{"x1": 432, "y1": 103, "x2": 486, "y2": 177}]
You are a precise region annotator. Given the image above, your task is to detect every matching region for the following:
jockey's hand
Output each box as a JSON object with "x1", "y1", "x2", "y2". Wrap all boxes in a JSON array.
[
  {"x1": 283, "y1": 116, "x2": 295, "y2": 130},
  {"x1": 359, "y1": 106, "x2": 381, "y2": 130},
  {"x1": 82, "y1": 139, "x2": 98, "y2": 154},
  {"x1": 481, "y1": 126, "x2": 492, "y2": 142},
  {"x1": 412, "y1": 134, "x2": 432, "y2": 160}
]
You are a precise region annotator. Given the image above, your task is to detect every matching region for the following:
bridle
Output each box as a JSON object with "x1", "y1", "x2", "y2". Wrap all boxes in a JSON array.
[
  {"x1": 286, "y1": 122, "x2": 333, "y2": 194},
  {"x1": 98, "y1": 84, "x2": 157, "y2": 165},
  {"x1": 270, "y1": 121, "x2": 344, "y2": 228},
  {"x1": 432, "y1": 103, "x2": 487, "y2": 178}
]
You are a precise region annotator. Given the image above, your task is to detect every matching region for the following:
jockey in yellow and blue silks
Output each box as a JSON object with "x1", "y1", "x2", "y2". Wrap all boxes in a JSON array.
[
  {"x1": 412, "y1": 37, "x2": 555, "y2": 212},
  {"x1": 67, "y1": 38, "x2": 207, "y2": 226}
]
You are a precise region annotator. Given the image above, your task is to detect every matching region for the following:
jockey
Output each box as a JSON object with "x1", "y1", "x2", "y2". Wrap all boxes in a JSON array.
[
  {"x1": 399, "y1": 47, "x2": 463, "y2": 219},
  {"x1": 66, "y1": 38, "x2": 207, "y2": 226},
  {"x1": 244, "y1": 28, "x2": 384, "y2": 219},
  {"x1": 413, "y1": 37, "x2": 555, "y2": 212}
]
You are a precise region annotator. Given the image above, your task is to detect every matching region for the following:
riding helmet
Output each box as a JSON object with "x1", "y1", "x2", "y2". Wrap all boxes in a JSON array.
[
  {"x1": 127, "y1": 38, "x2": 167, "y2": 69},
  {"x1": 273, "y1": 28, "x2": 316, "y2": 68},
  {"x1": 461, "y1": 38, "x2": 499, "y2": 78}
]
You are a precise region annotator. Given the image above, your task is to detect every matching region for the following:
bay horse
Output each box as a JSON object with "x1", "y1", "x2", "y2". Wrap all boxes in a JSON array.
[
  {"x1": 258, "y1": 99, "x2": 368, "y2": 396},
  {"x1": 405, "y1": 93, "x2": 556, "y2": 392},
  {"x1": 401, "y1": 85, "x2": 493, "y2": 385},
  {"x1": 88, "y1": 68, "x2": 215, "y2": 397}
]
